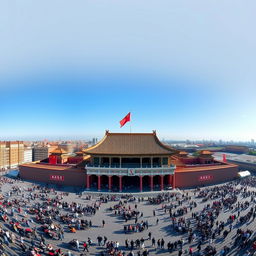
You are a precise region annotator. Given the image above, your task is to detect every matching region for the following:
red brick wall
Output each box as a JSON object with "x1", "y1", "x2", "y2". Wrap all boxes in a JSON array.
[
  {"x1": 19, "y1": 165, "x2": 86, "y2": 187},
  {"x1": 174, "y1": 165, "x2": 238, "y2": 188}
]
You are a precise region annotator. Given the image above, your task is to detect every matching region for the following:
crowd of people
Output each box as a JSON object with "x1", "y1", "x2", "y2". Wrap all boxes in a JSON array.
[{"x1": 0, "y1": 175, "x2": 255, "y2": 255}]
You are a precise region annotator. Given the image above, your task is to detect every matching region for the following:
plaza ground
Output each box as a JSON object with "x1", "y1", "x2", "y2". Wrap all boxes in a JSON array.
[{"x1": 0, "y1": 177, "x2": 255, "y2": 256}]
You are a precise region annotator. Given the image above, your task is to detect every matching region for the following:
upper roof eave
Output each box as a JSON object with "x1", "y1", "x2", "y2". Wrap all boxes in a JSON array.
[{"x1": 83, "y1": 131, "x2": 177, "y2": 155}]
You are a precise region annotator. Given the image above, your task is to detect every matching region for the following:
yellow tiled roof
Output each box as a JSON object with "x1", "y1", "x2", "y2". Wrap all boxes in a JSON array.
[{"x1": 83, "y1": 131, "x2": 177, "y2": 155}]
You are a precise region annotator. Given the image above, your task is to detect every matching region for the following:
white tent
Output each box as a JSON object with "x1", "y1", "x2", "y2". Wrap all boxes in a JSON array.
[{"x1": 238, "y1": 170, "x2": 251, "y2": 178}]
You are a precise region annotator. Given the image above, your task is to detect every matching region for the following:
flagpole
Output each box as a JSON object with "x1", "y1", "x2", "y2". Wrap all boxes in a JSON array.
[{"x1": 130, "y1": 111, "x2": 132, "y2": 133}]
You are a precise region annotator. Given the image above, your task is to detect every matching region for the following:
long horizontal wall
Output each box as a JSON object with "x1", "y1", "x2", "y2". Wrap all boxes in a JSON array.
[
  {"x1": 19, "y1": 165, "x2": 86, "y2": 187},
  {"x1": 226, "y1": 160, "x2": 256, "y2": 173},
  {"x1": 175, "y1": 165, "x2": 238, "y2": 188},
  {"x1": 19, "y1": 163, "x2": 239, "y2": 189}
]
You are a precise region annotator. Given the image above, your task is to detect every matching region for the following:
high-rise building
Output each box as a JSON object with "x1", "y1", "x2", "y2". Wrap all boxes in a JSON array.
[
  {"x1": 0, "y1": 141, "x2": 24, "y2": 170},
  {"x1": 32, "y1": 146, "x2": 49, "y2": 161},
  {"x1": 23, "y1": 147, "x2": 33, "y2": 163},
  {"x1": 0, "y1": 142, "x2": 7, "y2": 170},
  {"x1": 92, "y1": 138, "x2": 98, "y2": 145}
]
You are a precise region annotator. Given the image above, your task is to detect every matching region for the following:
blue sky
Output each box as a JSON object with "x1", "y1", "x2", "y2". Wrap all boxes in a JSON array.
[{"x1": 0, "y1": 1, "x2": 255, "y2": 141}]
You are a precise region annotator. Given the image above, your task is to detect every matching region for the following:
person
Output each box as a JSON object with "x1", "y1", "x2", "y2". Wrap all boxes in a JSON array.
[
  {"x1": 60, "y1": 229, "x2": 65, "y2": 240},
  {"x1": 97, "y1": 236, "x2": 102, "y2": 246},
  {"x1": 197, "y1": 242, "x2": 201, "y2": 252},
  {"x1": 102, "y1": 220, "x2": 105, "y2": 227},
  {"x1": 152, "y1": 237, "x2": 155, "y2": 248},
  {"x1": 88, "y1": 238, "x2": 92, "y2": 246},
  {"x1": 83, "y1": 241, "x2": 89, "y2": 252},
  {"x1": 157, "y1": 239, "x2": 160, "y2": 249},
  {"x1": 103, "y1": 236, "x2": 107, "y2": 245},
  {"x1": 58, "y1": 232, "x2": 62, "y2": 241},
  {"x1": 75, "y1": 239, "x2": 80, "y2": 252},
  {"x1": 161, "y1": 238, "x2": 165, "y2": 249},
  {"x1": 66, "y1": 251, "x2": 73, "y2": 256},
  {"x1": 142, "y1": 249, "x2": 148, "y2": 256}
]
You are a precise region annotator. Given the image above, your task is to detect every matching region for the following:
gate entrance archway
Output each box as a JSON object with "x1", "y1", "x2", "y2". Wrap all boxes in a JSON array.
[{"x1": 122, "y1": 176, "x2": 140, "y2": 192}]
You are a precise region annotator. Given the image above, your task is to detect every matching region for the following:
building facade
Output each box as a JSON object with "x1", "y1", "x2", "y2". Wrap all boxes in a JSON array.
[
  {"x1": 32, "y1": 146, "x2": 49, "y2": 161},
  {"x1": 23, "y1": 147, "x2": 33, "y2": 163},
  {"x1": 0, "y1": 141, "x2": 24, "y2": 170},
  {"x1": 83, "y1": 131, "x2": 176, "y2": 192},
  {"x1": 59, "y1": 143, "x2": 73, "y2": 154},
  {"x1": 19, "y1": 131, "x2": 239, "y2": 190}
]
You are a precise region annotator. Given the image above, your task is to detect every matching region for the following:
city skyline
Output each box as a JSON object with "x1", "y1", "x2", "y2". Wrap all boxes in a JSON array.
[{"x1": 1, "y1": 1, "x2": 256, "y2": 141}]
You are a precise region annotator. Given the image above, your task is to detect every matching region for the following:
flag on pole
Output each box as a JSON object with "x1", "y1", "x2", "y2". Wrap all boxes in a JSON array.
[{"x1": 120, "y1": 112, "x2": 131, "y2": 128}]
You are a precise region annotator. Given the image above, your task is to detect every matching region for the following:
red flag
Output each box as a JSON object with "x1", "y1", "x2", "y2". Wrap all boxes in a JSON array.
[{"x1": 120, "y1": 112, "x2": 131, "y2": 128}]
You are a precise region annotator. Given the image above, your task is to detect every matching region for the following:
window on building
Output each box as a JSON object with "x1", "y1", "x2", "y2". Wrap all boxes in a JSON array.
[
  {"x1": 162, "y1": 157, "x2": 168, "y2": 165},
  {"x1": 93, "y1": 157, "x2": 99, "y2": 165}
]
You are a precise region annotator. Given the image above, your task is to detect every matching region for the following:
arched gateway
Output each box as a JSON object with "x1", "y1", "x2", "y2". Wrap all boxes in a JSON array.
[{"x1": 84, "y1": 131, "x2": 177, "y2": 192}]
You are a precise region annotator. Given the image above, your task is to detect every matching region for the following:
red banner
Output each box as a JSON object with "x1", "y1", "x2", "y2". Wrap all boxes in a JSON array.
[
  {"x1": 50, "y1": 175, "x2": 64, "y2": 181},
  {"x1": 199, "y1": 175, "x2": 213, "y2": 181}
]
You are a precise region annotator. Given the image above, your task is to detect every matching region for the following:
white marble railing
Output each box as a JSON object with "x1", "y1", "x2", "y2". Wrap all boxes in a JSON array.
[{"x1": 85, "y1": 166, "x2": 176, "y2": 176}]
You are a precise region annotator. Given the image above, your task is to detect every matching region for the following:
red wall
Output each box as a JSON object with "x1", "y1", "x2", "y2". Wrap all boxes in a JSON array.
[
  {"x1": 19, "y1": 165, "x2": 86, "y2": 187},
  {"x1": 180, "y1": 157, "x2": 214, "y2": 165},
  {"x1": 67, "y1": 156, "x2": 84, "y2": 164},
  {"x1": 174, "y1": 165, "x2": 238, "y2": 188}
]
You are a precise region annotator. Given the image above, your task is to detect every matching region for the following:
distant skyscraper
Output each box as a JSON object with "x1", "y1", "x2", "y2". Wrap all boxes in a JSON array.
[{"x1": 92, "y1": 138, "x2": 98, "y2": 145}]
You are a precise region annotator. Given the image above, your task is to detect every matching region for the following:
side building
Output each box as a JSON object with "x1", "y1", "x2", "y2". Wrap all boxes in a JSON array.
[
  {"x1": 23, "y1": 147, "x2": 33, "y2": 163},
  {"x1": 32, "y1": 146, "x2": 50, "y2": 162},
  {"x1": 0, "y1": 141, "x2": 24, "y2": 170}
]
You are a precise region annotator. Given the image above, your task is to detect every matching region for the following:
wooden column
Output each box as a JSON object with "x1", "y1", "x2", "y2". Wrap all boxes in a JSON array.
[
  {"x1": 119, "y1": 176, "x2": 122, "y2": 192},
  {"x1": 108, "y1": 176, "x2": 112, "y2": 191},
  {"x1": 173, "y1": 173, "x2": 176, "y2": 189},
  {"x1": 97, "y1": 175, "x2": 101, "y2": 191},
  {"x1": 140, "y1": 176, "x2": 143, "y2": 192},
  {"x1": 160, "y1": 175, "x2": 164, "y2": 191}
]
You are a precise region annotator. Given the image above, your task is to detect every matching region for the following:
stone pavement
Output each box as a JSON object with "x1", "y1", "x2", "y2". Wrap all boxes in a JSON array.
[{"x1": 0, "y1": 177, "x2": 255, "y2": 256}]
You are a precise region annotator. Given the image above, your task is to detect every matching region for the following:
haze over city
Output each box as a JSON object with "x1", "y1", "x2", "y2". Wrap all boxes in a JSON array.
[{"x1": 1, "y1": 1, "x2": 256, "y2": 141}]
